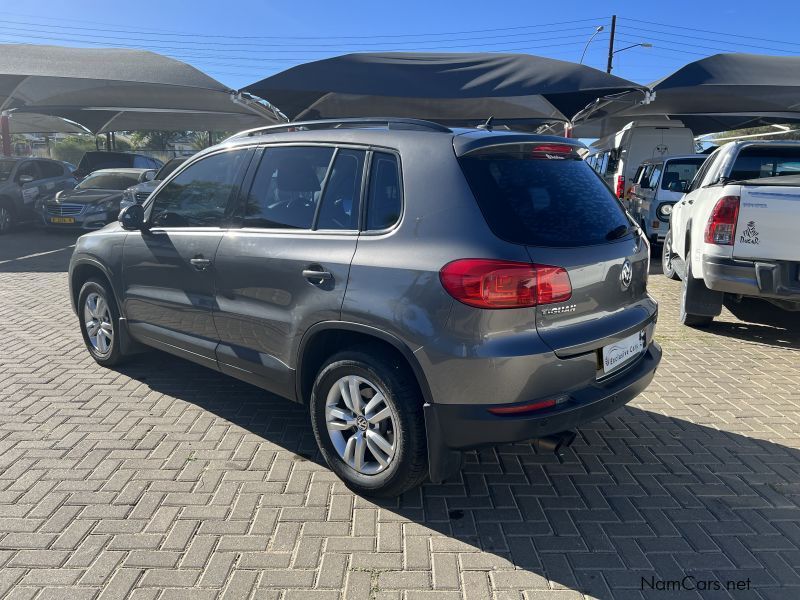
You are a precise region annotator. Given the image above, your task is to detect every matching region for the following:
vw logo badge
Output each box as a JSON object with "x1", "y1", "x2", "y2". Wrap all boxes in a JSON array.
[{"x1": 620, "y1": 259, "x2": 633, "y2": 291}]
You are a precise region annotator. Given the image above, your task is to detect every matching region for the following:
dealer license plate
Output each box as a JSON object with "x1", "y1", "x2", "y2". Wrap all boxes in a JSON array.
[
  {"x1": 600, "y1": 329, "x2": 646, "y2": 376},
  {"x1": 50, "y1": 217, "x2": 75, "y2": 224}
]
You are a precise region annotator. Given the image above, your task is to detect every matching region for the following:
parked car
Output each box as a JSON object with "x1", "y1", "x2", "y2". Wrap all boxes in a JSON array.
[
  {"x1": 0, "y1": 157, "x2": 77, "y2": 234},
  {"x1": 664, "y1": 140, "x2": 800, "y2": 325},
  {"x1": 73, "y1": 151, "x2": 162, "y2": 180},
  {"x1": 44, "y1": 168, "x2": 155, "y2": 230},
  {"x1": 585, "y1": 120, "x2": 696, "y2": 201},
  {"x1": 119, "y1": 157, "x2": 189, "y2": 212},
  {"x1": 628, "y1": 155, "x2": 706, "y2": 243},
  {"x1": 69, "y1": 119, "x2": 661, "y2": 496}
]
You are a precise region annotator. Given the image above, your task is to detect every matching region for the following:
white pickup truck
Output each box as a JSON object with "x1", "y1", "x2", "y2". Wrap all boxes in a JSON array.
[{"x1": 662, "y1": 140, "x2": 800, "y2": 326}]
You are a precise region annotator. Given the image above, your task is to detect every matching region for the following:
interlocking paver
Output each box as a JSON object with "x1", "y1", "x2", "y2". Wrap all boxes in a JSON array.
[{"x1": 1, "y1": 228, "x2": 799, "y2": 599}]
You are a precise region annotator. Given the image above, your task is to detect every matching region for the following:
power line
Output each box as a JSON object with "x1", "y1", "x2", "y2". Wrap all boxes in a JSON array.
[
  {"x1": 621, "y1": 16, "x2": 800, "y2": 49},
  {"x1": 0, "y1": 26, "x2": 608, "y2": 54},
  {"x1": 0, "y1": 11, "x2": 611, "y2": 41},
  {"x1": 615, "y1": 27, "x2": 795, "y2": 55},
  {"x1": 618, "y1": 22, "x2": 800, "y2": 54},
  {"x1": 0, "y1": 18, "x2": 610, "y2": 47}
]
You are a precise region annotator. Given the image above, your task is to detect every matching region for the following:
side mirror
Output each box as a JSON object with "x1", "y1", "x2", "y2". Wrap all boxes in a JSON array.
[
  {"x1": 143, "y1": 169, "x2": 157, "y2": 182},
  {"x1": 18, "y1": 174, "x2": 34, "y2": 185},
  {"x1": 118, "y1": 204, "x2": 146, "y2": 231}
]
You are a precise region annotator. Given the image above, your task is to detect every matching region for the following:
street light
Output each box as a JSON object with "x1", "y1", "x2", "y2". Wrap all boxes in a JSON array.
[
  {"x1": 607, "y1": 42, "x2": 652, "y2": 74},
  {"x1": 613, "y1": 42, "x2": 653, "y2": 55},
  {"x1": 579, "y1": 26, "x2": 605, "y2": 65}
]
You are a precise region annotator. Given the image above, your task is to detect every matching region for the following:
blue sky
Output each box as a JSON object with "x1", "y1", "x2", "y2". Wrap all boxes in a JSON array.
[{"x1": 0, "y1": 0, "x2": 798, "y2": 90}]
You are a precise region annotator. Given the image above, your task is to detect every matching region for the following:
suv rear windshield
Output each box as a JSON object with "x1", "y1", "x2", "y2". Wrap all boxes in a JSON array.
[
  {"x1": 458, "y1": 145, "x2": 629, "y2": 247},
  {"x1": 77, "y1": 152, "x2": 135, "y2": 172}
]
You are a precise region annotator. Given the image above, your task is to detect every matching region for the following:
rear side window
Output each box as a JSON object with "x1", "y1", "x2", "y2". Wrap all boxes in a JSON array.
[
  {"x1": 79, "y1": 153, "x2": 134, "y2": 171},
  {"x1": 366, "y1": 153, "x2": 401, "y2": 230},
  {"x1": 317, "y1": 149, "x2": 365, "y2": 230},
  {"x1": 244, "y1": 146, "x2": 334, "y2": 229},
  {"x1": 458, "y1": 146, "x2": 629, "y2": 247},
  {"x1": 647, "y1": 165, "x2": 662, "y2": 189}
]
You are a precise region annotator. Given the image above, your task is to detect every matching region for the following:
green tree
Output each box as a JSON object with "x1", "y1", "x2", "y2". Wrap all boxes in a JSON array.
[{"x1": 51, "y1": 135, "x2": 96, "y2": 165}]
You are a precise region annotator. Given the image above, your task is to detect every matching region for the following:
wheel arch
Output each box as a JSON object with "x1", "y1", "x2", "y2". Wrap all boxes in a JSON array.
[
  {"x1": 70, "y1": 258, "x2": 120, "y2": 315},
  {"x1": 295, "y1": 322, "x2": 433, "y2": 408}
]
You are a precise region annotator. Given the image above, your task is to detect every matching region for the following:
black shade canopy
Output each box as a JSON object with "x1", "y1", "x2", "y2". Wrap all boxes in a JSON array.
[
  {"x1": 244, "y1": 52, "x2": 648, "y2": 124},
  {"x1": 572, "y1": 53, "x2": 800, "y2": 137},
  {"x1": 0, "y1": 44, "x2": 281, "y2": 133}
]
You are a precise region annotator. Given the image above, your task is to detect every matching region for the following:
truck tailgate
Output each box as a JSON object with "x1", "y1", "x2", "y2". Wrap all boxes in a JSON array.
[{"x1": 734, "y1": 183, "x2": 800, "y2": 261}]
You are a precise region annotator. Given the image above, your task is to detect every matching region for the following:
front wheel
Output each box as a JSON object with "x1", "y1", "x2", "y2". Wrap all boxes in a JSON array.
[
  {"x1": 309, "y1": 350, "x2": 428, "y2": 497},
  {"x1": 77, "y1": 278, "x2": 125, "y2": 366},
  {"x1": 662, "y1": 229, "x2": 680, "y2": 280}
]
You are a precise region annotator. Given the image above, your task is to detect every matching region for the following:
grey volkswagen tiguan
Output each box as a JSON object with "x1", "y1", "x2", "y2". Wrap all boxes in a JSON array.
[{"x1": 69, "y1": 119, "x2": 661, "y2": 496}]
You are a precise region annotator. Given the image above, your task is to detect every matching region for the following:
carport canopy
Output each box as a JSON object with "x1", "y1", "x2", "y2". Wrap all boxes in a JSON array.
[
  {"x1": 0, "y1": 43, "x2": 282, "y2": 146},
  {"x1": 243, "y1": 52, "x2": 649, "y2": 127},
  {"x1": 571, "y1": 53, "x2": 800, "y2": 138}
]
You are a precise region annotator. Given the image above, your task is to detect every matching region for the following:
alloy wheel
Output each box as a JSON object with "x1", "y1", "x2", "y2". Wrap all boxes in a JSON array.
[
  {"x1": 83, "y1": 292, "x2": 114, "y2": 356},
  {"x1": 325, "y1": 375, "x2": 398, "y2": 475}
]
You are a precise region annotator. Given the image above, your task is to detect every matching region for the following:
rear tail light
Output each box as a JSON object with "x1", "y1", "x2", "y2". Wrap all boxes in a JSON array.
[
  {"x1": 704, "y1": 195, "x2": 740, "y2": 245},
  {"x1": 615, "y1": 175, "x2": 625, "y2": 198},
  {"x1": 439, "y1": 259, "x2": 572, "y2": 309},
  {"x1": 614, "y1": 175, "x2": 625, "y2": 198}
]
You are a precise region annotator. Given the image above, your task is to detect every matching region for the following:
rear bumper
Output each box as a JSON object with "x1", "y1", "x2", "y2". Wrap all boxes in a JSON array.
[
  {"x1": 702, "y1": 255, "x2": 800, "y2": 301},
  {"x1": 426, "y1": 341, "x2": 661, "y2": 450}
]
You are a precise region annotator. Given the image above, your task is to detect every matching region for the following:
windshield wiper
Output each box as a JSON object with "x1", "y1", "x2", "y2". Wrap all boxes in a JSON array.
[{"x1": 605, "y1": 225, "x2": 638, "y2": 241}]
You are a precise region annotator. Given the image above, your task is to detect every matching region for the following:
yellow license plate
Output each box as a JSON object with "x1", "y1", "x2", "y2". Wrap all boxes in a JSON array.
[{"x1": 50, "y1": 217, "x2": 75, "y2": 224}]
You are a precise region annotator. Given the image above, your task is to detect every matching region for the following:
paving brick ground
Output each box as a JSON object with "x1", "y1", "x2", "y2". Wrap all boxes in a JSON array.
[{"x1": 0, "y1": 228, "x2": 798, "y2": 600}]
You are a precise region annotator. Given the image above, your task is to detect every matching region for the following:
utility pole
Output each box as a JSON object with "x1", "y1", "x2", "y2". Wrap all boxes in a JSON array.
[{"x1": 606, "y1": 15, "x2": 617, "y2": 74}]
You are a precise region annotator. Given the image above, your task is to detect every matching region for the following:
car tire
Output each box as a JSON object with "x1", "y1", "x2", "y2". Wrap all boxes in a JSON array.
[
  {"x1": 0, "y1": 201, "x2": 15, "y2": 235},
  {"x1": 77, "y1": 278, "x2": 125, "y2": 367},
  {"x1": 680, "y1": 257, "x2": 714, "y2": 328},
  {"x1": 309, "y1": 349, "x2": 428, "y2": 497},
  {"x1": 661, "y1": 229, "x2": 680, "y2": 280}
]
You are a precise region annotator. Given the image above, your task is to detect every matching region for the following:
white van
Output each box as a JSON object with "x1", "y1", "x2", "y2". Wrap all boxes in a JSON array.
[{"x1": 585, "y1": 120, "x2": 696, "y2": 202}]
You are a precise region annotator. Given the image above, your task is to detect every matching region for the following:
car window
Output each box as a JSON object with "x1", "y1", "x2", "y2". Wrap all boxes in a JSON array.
[
  {"x1": 660, "y1": 159, "x2": 704, "y2": 191},
  {"x1": 366, "y1": 152, "x2": 402, "y2": 231},
  {"x1": 76, "y1": 172, "x2": 142, "y2": 190},
  {"x1": 16, "y1": 161, "x2": 39, "y2": 181},
  {"x1": 729, "y1": 145, "x2": 800, "y2": 180},
  {"x1": 647, "y1": 165, "x2": 663, "y2": 189},
  {"x1": 150, "y1": 149, "x2": 250, "y2": 228},
  {"x1": 133, "y1": 156, "x2": 150, "y2": 169},
  {"x1": 632, "y1": 165, "x2": 644, "y2": 185},
  {"x1": 316, "y1": 149, "x2": 365, "y2": 231},
  {"x1": 243, "y1": 146, "x2": 334, "y2": 229},
  {"x1": 687, "y1": 153, "x2": 715, "y2": 192},
  {"x1": 156, "y1": 158, "x2": 186, "y2": 180},
  {"x1": 0, "y1": 160, "x2": 14, "y2": 182},
  {"x1": 37, "y1": 160, "x2": 64, "y2": 179},
  {"x1": 458, "y1": 146, "x2": 629, "y2": 247}
]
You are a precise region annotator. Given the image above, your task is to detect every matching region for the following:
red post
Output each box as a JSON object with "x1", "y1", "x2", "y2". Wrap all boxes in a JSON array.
[{"x1": 1, "y1": 113, "x2": 11, "y2": 157}]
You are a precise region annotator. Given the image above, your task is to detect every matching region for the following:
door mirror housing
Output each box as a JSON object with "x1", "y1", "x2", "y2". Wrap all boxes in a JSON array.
[
  {"x1": 18, "y1": 174, "x2": 34, "y2": 185},
  {"x1": 142, "y1": 169, "x2": 157, "y2": 182},
  {"x1": 119, "y1": 203, "x2": 146, "y2": 230}
]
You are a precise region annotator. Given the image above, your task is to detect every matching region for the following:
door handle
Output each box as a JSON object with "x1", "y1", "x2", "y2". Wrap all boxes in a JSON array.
[
  {"x1": 302, "y1": 268, "x2": 333, "y2": 283},
  {"x1": 190, "y1": 257, "x2": 212, "y2": 271}
]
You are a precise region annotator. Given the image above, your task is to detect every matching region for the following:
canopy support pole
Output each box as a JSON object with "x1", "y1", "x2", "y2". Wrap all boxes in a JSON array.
[{"x1": 1, "y1": 112, "x2": 10, "y2": 157}]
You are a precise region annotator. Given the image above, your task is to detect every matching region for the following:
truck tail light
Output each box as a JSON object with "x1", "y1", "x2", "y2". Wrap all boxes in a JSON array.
[
  {"x1": 615, "y1": 175, "x2": 625, "y2": 198},
  {"x1": 704, "y1": 195, "x2": 740, "y2": 245},
  {"x1": 439, "y1": 259, "x2": 572, "y2": 309}
]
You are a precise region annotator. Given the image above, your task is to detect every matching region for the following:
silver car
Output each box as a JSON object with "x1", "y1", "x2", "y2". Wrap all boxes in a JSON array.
[{"x1": 68, "y1": 119, "x2": 661, "y2": 496}]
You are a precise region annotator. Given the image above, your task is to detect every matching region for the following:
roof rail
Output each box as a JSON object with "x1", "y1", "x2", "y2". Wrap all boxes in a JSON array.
[{"x1": 225, "y1": 117, "x2": 452, "y2": 142}]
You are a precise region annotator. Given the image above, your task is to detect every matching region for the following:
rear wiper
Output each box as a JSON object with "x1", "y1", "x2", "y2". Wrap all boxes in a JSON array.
[{"x1": 605, "y1": 225, "x2": 638, "y2": 241}]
